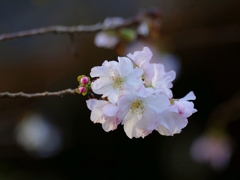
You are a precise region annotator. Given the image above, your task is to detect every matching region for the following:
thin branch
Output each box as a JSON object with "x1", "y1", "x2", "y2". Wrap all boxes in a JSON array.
[
  {"x1": 0, "y1": 23, "x2": 104, "y2": 41},
  {"x1": 0, "y1": 8, "x2": 161, "y2": 42},
  {"x1": 0, "y1": 88, "x2": 78, "y2": 98}
]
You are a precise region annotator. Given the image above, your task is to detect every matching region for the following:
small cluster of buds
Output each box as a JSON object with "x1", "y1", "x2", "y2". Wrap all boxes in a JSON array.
[{"x1": 77, "y1": 75, "x2": 91, "y2": 96}]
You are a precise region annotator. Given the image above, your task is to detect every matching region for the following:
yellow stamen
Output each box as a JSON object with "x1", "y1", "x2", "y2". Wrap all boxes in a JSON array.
[
  {"x1": 110, "y1": 75, "x2": 124, "y2": 90},
  {"x1": 130, "y1": 100, "x2": 146, "y2": 114}
]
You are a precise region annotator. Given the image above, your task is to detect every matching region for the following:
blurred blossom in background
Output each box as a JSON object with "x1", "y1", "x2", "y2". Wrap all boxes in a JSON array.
[
  {"x1": 94, "y1": 31, "x2": 119, "y2": 49},
  {"x1": 15, "y1": 113, "x2": 62, "y2": 158},
  {"x1": 190, "y1": 132, "x2": 233, "y2": 170},
  {"x1": 94, "y1": 17, "x2": 125, "y2": 49},
  {"x1": 137, "y1": 22, "x2": 149, "y2": 36}
]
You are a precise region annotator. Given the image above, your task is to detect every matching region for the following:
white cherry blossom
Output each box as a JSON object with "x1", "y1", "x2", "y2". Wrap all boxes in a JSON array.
[
  {"x1": 90, "y1": 57, "x2": 143, "y2": 104},
  {"x1": 118, "y1": 90, "x2": 170, "y2": 138},
  {"x1": 175, "y1": 91, "x2": 197, "y2": 118},
  {"x1": 127, "y1": 47, "x2": 176, "y2": 96}
]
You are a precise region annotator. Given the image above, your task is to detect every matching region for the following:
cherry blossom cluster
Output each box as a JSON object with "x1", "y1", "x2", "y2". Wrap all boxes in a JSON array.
[{"x1": 85, "y1": 47, "x2": 197, "y2": 138}]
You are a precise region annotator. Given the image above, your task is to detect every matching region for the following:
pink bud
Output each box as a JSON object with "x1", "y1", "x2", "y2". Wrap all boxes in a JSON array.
[
  {"x1": 78, "y1": 87, "x2": 86, "y2": 93},
  {"x1": 81, "y1": 77, "x2": 89, "y2": 85}
]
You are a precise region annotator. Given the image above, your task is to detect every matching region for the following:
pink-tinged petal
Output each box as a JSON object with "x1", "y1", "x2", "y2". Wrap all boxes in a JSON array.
[
  {"x1": 127, "y1": 47, "x2": 152, "y2": 66},
  {"x1": 180, "y1": 91, "x2": 196, "y2": 101},
  {"x1": 102, "y1": 115, "x2": 121, "y2": 132},
  {"x1": 156, "y1": 108, "x2": 188, "y2": 136},
  {"x1": 156, "y1": 116, "x2": 170, "y2": 135},
  {"x1": 86, "y1": 99, "x2": 121, "y2": 131},
  {"x1": 90, "y1": 108, "x2": 105, "y2": 124},
  {"x1": 155, "y1": 91, "x2": 196, "y2": 136},
  {"x1": 123, "y1": 113, "x2": 142, "y2": 139},
  {"x1": 86, "y1": 99, "x2": 108, "y2": 124},
  {"x1": 174, "y1": 101, "x2": 185, "y2": 113},
  {"x1": 173, "y1": 92, "x2": 197, "y2": 118},
  {"x1": 155, "y1": 125, "x2": 173, "y2": 136},
  {"x1": 175, "y1": 101, "x2": 195, "y2": 118},
  {"x1": 102, "y1": 104, "x2": 118, "y2": 117},
  {"x1": 102, "y1": 120, "x2": 117, "y2": 132}
]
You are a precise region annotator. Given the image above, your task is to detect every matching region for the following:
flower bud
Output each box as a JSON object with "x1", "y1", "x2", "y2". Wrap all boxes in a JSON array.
[
  {"x1": 81, "y1": 77, "x2": 89, "y2": 85},
  {"x1": 78, "y1": 86, "x2": 86, "y2": 93}
]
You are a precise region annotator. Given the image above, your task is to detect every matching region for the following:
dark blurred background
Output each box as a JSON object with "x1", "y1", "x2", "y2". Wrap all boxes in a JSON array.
[{"x1": 0, "y1": 0, "x2": 240, "y2": 179}]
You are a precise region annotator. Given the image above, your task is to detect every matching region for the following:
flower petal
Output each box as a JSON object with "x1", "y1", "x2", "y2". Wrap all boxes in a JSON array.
[{"x1": 180, "y1": 91, "x2": 196, "y2": 101}]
